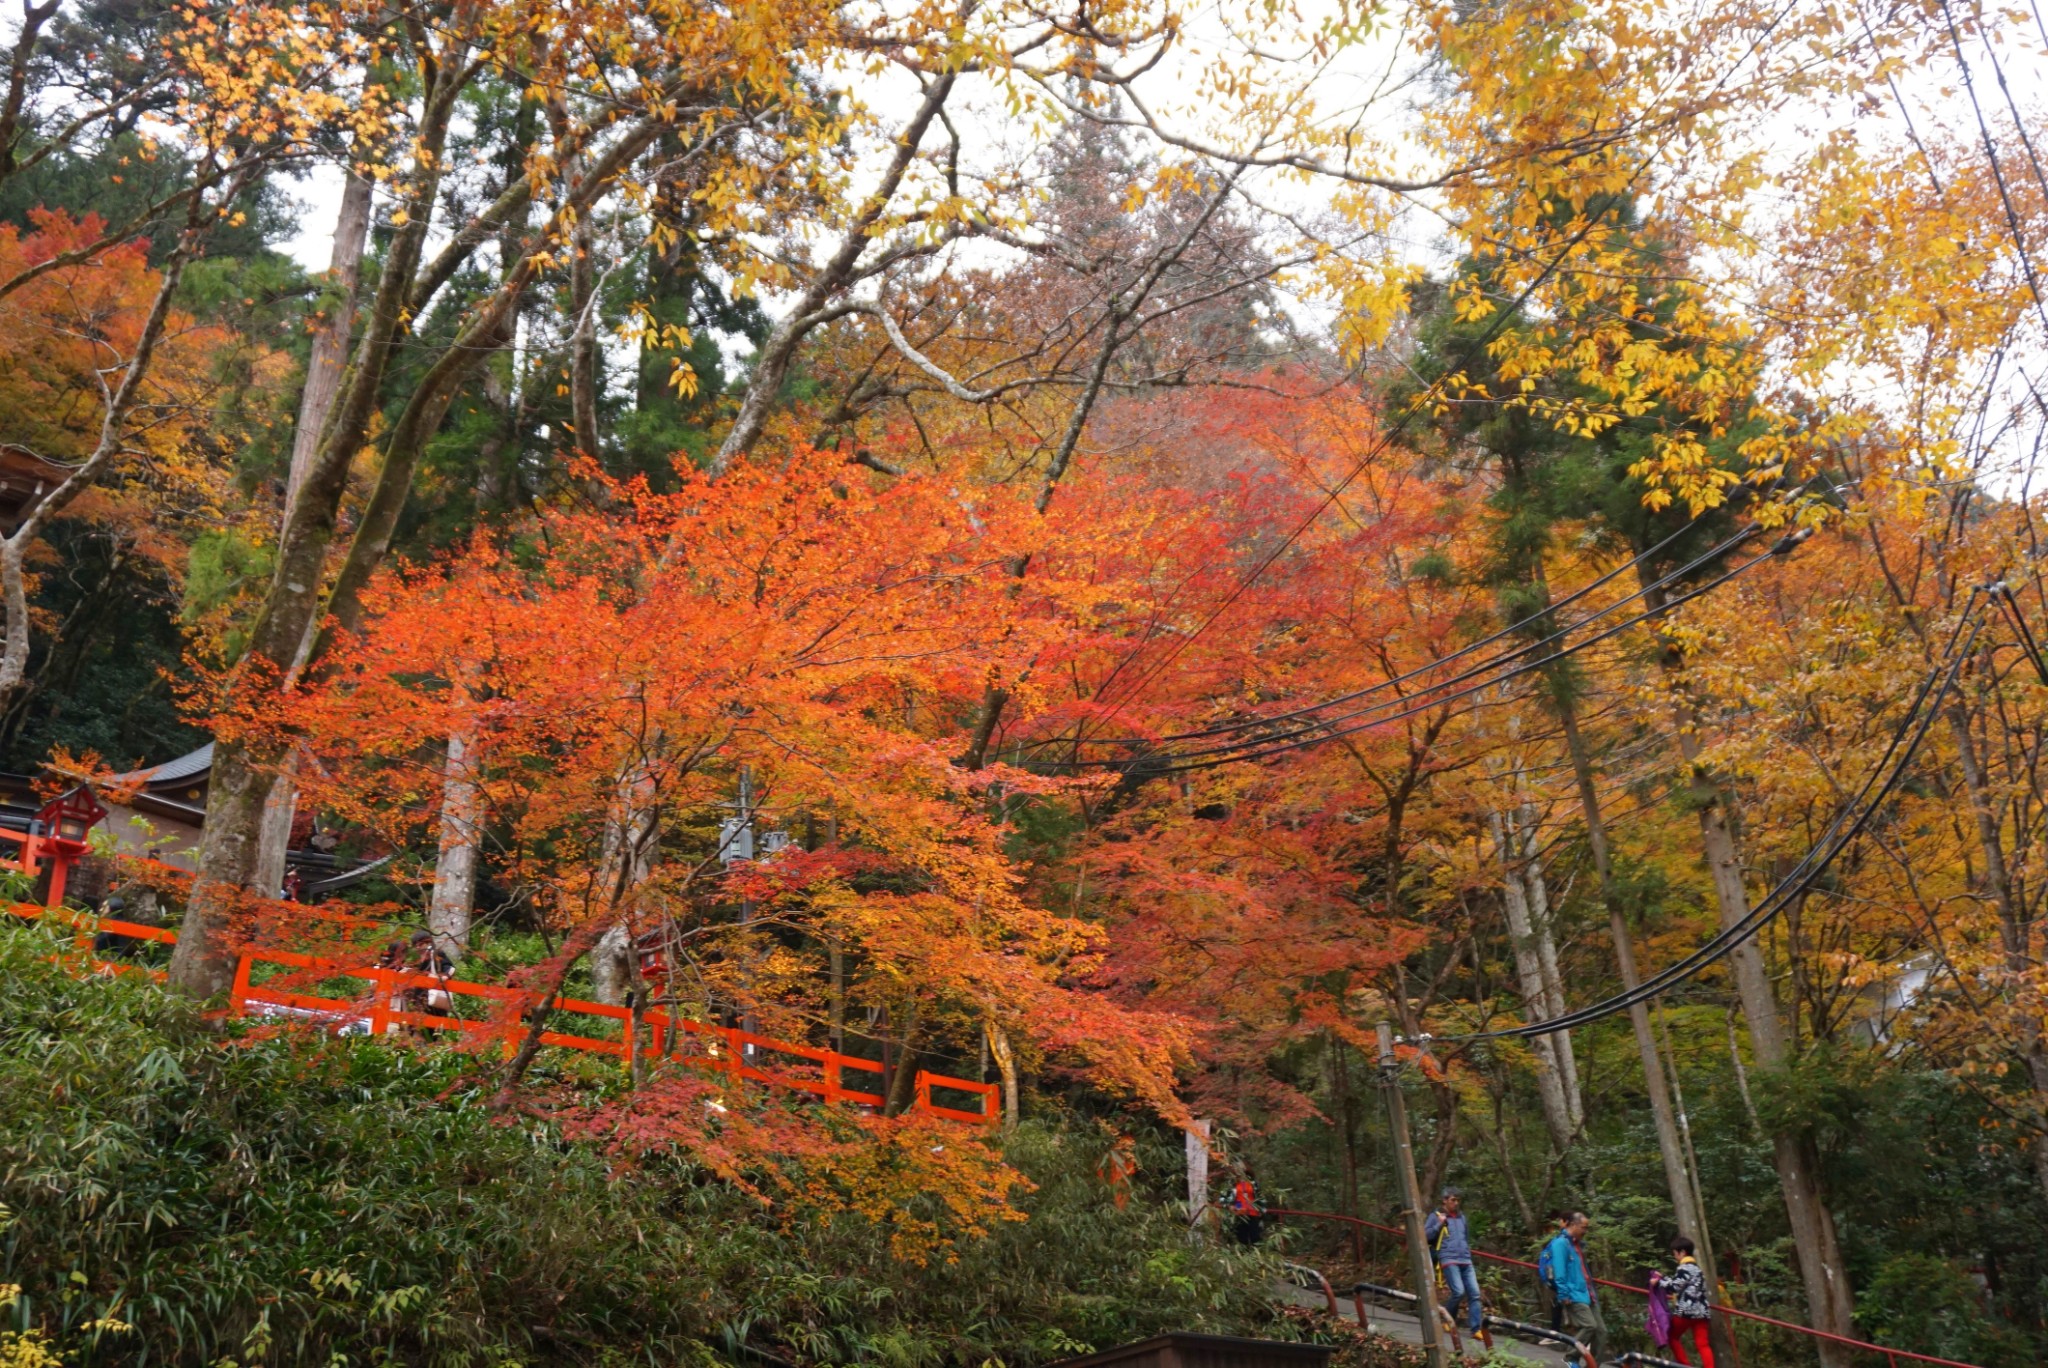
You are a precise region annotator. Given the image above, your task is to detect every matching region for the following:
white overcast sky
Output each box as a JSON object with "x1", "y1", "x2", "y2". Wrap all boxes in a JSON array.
[{"x1": 263, "y1": 1, "x2": 2048, "y2": 483}]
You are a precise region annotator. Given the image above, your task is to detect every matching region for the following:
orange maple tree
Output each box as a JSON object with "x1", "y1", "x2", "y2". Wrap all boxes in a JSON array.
[{"x1": 229, "y1": 442, "x2": 1231, "y2": 1238}]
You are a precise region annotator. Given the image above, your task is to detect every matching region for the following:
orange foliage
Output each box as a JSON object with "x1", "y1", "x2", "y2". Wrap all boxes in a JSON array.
[
  {"x1": 0, "y1": 208, "x2": 262, "y2": 582},
  {"x1": 243, "y1": 442, "x2": 1246, "y2": 1232}
]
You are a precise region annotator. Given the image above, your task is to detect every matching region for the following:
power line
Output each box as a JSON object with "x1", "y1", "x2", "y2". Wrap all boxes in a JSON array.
[
  {"x1": 1044, "y1": 0, "x2": 1827, "y2": 761},
  {"x1": 1439, "y1": 589, "x2": 1991, "y2": 1042},
  {"x1": 1061, "y1": 189, "x2": 1654, "y2": 752},
  {"x1": 1972, "y1": 11, "x2": 2048, "y2": 216},
  {"x1": 1137, "y1": 525, "x2": 1764, "y2": 755},
  {"x1": 1993, "y1": 580, "x2": 2048, "y2": 683},
  {"x1": 1050, "y1": 506, "x2": 1766, "y2": 752},
  {"x1": 1047, "y1": 525, "x2": 1810, "y2": 775}
]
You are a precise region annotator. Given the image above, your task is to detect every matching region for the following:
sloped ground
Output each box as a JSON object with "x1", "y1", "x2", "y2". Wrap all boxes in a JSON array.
[{"x1": 1273, "y1": 1279, "x2": 1574, "y2": 1366}]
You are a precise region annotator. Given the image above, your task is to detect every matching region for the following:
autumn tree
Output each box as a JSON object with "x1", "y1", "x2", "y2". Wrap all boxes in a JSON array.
[
  {"x1": 262, "y1": 445, "x2": 1199, "y2": 1157},
  {"x1": 0, "y1": 0, "x2": 343, "y2": 717}
]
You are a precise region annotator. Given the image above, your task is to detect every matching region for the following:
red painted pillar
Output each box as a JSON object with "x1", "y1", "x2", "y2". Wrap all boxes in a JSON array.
[{"x1": 230, "y1": 956, "x2": 254, "y2": 1020}]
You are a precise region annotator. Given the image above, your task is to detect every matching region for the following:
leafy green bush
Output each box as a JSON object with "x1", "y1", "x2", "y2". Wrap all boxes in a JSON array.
[
  {"x1": 0, "y1": 923, "x2": 1286, "y2": 1366},
  {"x1": 1855, "y1": 1253, "x2": 2034, "y2": 1368}
]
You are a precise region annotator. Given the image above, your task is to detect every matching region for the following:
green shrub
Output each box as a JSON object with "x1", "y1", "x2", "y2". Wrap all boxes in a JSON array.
[
  {"x1": 0, "y1": 923, "x2": 1285, "y2": 1366},
  {"x1": 1855, "y1": 1253, "x2": 2034, "y2": 1368}
]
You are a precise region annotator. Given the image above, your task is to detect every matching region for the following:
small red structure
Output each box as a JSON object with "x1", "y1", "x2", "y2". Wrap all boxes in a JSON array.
[{"x1": 4, "y1": 784, "x2": 107, "y2": 906}]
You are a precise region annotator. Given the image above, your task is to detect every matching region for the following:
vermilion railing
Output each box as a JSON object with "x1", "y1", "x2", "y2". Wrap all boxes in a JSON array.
[
  {"x1": 15, "y1": 903, "x2": 999, "y2": 1127},
  {"x1": 1268, "y1": 1208, "x2": 1985, "y2": 1368},
  {"x1": 0, "y1": 824, "x2": 79, "y2": 902}
]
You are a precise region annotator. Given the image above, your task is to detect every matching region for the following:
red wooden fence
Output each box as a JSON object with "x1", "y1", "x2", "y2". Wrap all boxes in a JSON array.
[{"x1": 15, "y1": 902, "x2": 998, "y2": 1126}]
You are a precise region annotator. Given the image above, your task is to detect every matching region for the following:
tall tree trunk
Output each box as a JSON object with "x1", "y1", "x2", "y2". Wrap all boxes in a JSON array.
[
  {"x1": 588, "y1": 752, "x2": 663, "y2": 1004},
  {"x1": 1557, "y1": 703, "x2": 1711, "y2": 1257},
  {"x1": 829, "y1": 937, "x2": 846, "y2": 1053},
  {"x1": 429, "y1": 724, "x2": 481, "y2": 961},
  {"x1": 247, "y1": 172, "x2": 377, "y2": 901},
  {"x1": 569, "y1": 202, "x2": 601, "y2": 462},
  {"x1": 1512, "y1": 795, "x2": 1583, "y2": 1127},
  {"x1": 884, "y1": 1003, "x2": 922, "y2": 1116},
  {"x1": 590, "y1": 925, "x2": 634, "y2": 1005},
  {"x1": 171, "y1": 78, "x2": 469, "y2": 997},
  {"x1": 986, "y1": 1019, "x2": 1019, "y2": 1134},
  {"x1": 1641, "y1": 571, "x2": 1854, "y2": 1361},
  {"x1": 1490, "y1": 806, "x2": 1578, "y2": 1155},
  {"x1": 249, "y1": 770, "x2": 297, "y2": 900},
  {"x1": 1680, "y1": 727, "x2": 1856, "y2": 1362},
  {"x1": 286, "y1": 169, "x2": 374, "y2": 508},
  {"x1": 1330, "y1": 1031, "x2": 1362, "y2": 1222}
]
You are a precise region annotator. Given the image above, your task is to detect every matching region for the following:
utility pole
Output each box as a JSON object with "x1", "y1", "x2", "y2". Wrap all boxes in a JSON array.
[{"x1": 1378, "y1": 1022, "x2": 1448, "y2": 1368}]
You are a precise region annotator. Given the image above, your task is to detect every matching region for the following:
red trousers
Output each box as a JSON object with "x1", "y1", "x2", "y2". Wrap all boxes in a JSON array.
[{"x1": 1668, "y1": 1316, "x2": 1714, "y2": 1368}]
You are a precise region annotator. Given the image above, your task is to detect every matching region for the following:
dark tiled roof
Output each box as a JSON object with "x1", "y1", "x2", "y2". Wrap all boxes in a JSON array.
[{"x1": 104, "y1": 743, "x2": 213, "y2": 790}]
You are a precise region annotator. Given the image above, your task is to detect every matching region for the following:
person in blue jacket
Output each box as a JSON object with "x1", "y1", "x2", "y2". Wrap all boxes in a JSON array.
[
  {"x1": 1542, "y1": 1211, "x2": 1605, "y2": 1368},
  {"x1": 1424, "y1": 1188, "x2": 1487, "y2": 1343}
]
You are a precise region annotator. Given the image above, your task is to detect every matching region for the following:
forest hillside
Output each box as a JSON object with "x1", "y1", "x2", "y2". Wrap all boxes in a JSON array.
[{"x1": 2, "y1": 0, "x2": 2047, "y2": 1364}]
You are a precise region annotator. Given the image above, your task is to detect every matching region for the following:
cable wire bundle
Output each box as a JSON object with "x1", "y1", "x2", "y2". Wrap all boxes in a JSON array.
[
  {"x1": 1042, "y1": 516, "x2": 1814, "y2": 776},
  {"x1": 1441, "y1": 587, "x2": 1993, "y2": 1042}
]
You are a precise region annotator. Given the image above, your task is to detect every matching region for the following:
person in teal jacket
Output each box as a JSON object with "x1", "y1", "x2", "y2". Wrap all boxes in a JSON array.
[{"x1": 1541, "y1": 1212, "x2": 1605, "y2": 1368}]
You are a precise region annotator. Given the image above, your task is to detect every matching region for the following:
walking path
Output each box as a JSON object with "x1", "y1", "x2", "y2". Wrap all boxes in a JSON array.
[{"x1": 1272, "y1": 1278, "x2": 1572, "y2": 1365}]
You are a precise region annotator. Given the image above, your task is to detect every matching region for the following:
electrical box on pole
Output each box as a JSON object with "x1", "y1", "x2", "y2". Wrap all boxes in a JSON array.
[
  {"x1": 717, "y1": 816, "x2": 755, "y2": 863},
  {"x1": 1377, "y1": 1022, "x2": 1448, "y2": 1368}
]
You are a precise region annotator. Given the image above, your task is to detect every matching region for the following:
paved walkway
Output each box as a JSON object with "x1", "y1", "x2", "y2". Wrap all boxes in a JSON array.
[{"x1": 1274, "y1": 1279, "x2": 1574, "y2": 1365}]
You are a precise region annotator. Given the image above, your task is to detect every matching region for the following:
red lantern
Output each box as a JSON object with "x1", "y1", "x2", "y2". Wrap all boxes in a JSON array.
[
  {"x1": 27, "y1": 785, "x2": 104, "y2": 908},
  {"x1": 38, "y1": 785, "x2": 107, "y2": 851}
]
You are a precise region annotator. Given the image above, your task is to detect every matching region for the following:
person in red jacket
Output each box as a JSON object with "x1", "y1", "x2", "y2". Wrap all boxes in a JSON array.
[{"x1": 1228, "y1": 1168, "x2": 1263, "y2": 1245}]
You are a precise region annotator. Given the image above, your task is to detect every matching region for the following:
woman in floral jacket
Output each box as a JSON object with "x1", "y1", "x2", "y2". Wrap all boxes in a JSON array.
[{"x1": 1651, "y1": 1236, "x2": 1715, "y2": 1368}]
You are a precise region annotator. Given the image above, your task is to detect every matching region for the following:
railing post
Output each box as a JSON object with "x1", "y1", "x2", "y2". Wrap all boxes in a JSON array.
[
  {"x1": 624, "y1": 989, "x2": 640, "y2": 1078},
  {"x1": 367, "y1": 967, "x2": 390, "y2": 1037},
  {"x1": 915, "y1": 1070, "x2": 932, "y2": 1117},
  {"x1": 229, "y1": 955, "x2": 253, "y2": 1020},
  {"x1": 825, "y1": 1055, "x2": 842, "y2": 1106}
]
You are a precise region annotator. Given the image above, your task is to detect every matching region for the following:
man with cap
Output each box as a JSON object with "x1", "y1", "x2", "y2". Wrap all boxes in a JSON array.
[
  {"x1": 1425, "y1": 1186, "x2": 1489, "y2": 1347},
  {"x1": 1544, "y1": 1210, "x2": 1605, "y2": 1368}
]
